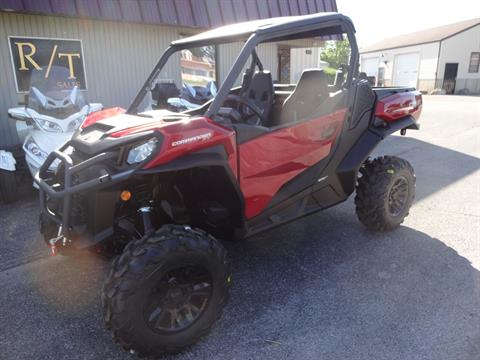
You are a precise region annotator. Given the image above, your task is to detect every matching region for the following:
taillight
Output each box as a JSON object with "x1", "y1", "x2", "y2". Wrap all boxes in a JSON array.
[
  {"x1": 81, "y1": 107, "x2": 125, "y2": 129},
  {"x1": 375, "y1": 91, "x2": 422, "y2": 122}
]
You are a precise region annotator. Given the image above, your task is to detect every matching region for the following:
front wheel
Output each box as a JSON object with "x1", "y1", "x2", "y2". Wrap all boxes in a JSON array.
[
  {"x1": 355, "y1": 156, "x2": 415, "y2": 231},
  {"x1": 102, "y1": 225, "x2": 230, "y2": 357}
]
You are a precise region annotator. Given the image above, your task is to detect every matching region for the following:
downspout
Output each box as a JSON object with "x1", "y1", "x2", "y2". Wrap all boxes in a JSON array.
[{"x1": 434, "y1": 40, "x2": 442, "y2": 90}]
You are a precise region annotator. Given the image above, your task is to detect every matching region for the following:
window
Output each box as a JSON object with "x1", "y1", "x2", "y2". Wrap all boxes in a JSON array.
[
  {"x1": 180, "y1": 46, "x2": 216, "y2": 86},
  {"x1": 468, "y1": 52, "x2": 480, "y2": 73}
]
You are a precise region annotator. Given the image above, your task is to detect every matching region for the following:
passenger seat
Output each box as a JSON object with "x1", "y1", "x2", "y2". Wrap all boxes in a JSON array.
[{"x1": 280, "y1": 69, "x2": 330, "y2": 124}]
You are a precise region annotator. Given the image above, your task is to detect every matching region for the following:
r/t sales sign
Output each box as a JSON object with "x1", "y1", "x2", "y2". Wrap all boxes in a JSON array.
[{"x1": 9, "y1": 36, "x2": 87, "y2": 92}]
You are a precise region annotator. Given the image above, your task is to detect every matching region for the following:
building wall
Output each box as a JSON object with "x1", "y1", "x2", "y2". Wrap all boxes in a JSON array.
[
  {"x1": 290, "y1": 47, "x2": 328, "y2": 83},
  {"x1": 0, "y1": 12, "x2": 283, "y2": 148},
  {"x1": 360, "y1": 42, "x2": 440, "y2": 91},
  {"x1": 217, "y1": 42, "x2": 278, "y2": 87},
  {"x1": 437, "y1": 24, "x2": 480, "y2": 93},
  {"x1": 0, "y1": 12, "x2": 183, "y2": 147}
]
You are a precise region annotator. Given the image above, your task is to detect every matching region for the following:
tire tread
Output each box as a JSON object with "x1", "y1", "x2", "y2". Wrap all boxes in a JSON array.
[
  {"x1": 102, "y1": 224, "x2": 229, "y2": 357},
  {"x1": 355, "y1": 156, "x2": 415, "y2": 231}
]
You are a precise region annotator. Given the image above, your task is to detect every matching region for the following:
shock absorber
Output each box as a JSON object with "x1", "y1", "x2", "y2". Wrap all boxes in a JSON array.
[{"x1": 139, "y1": 206, "x2": 154, "y2": 235}]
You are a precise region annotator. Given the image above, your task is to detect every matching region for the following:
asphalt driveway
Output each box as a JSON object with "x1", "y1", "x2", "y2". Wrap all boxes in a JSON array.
[{"x1": 0, "y1": 95, "x2": 479, "y2": 360}]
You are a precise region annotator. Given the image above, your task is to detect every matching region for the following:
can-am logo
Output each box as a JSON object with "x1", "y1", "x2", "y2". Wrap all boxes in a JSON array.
[{"x1": 171, "y1": 132, "x2": 213, "y2": 147}]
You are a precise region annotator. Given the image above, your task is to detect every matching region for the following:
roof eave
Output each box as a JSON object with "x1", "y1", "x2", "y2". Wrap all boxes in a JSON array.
[{"x1": 360, "y1": 40, "x2": 441, "y2": 54}]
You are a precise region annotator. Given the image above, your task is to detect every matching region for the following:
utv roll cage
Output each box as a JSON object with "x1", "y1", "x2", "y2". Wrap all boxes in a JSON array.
[{"x1": 128, "y1": 12, "x2": 359, "y2": 116}]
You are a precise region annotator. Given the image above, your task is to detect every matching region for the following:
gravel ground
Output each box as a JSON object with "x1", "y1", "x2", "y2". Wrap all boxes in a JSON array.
[{"x1": 0, "y1": 95, "x2": 479, "y2": 360}]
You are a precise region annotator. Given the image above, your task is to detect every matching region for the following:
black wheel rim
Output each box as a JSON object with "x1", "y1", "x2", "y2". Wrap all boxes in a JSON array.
[
  {"x1": 388, "y1": 176, "x2": 409, "y2": 216},
  {"x1": 144, "y1": 265, "x2": 213, "y2": 333}
]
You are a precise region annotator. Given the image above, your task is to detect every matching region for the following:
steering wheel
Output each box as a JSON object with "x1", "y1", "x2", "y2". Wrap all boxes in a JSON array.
[{"x1": 224, "y1": 94, "x2": 266, "y2": 125}]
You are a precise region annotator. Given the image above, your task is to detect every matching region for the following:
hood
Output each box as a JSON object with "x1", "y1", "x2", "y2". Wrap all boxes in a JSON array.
[{"x1": 71, "y1": 110, "x2": 190, "y2": 156}]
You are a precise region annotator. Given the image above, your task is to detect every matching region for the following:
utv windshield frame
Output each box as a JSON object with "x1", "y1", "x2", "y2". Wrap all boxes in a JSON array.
[{"x1": 128, "y1": 13, "x2": 359, "y2": 118}]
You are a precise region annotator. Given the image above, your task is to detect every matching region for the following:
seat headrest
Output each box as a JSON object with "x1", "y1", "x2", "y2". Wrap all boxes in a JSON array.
[
  {"x1": 296, "y1": 69, "x2": 329, "y2": 98},
  {"x1": 245, "y1": 71, "x2": 274, "y2": 101},
  {"x1": 249, "y1": 71, "x2": 273, "y2": 88}
]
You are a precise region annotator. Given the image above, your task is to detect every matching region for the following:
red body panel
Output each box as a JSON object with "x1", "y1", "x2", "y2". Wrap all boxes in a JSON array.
[
  {"x1": 239, "y1": 109, "x2": 347, "y2": 218},
  {"x1": 375, "y1": 91, "x2": 422, "y2": 122},
  {"x1": 107, "y1": 109, "x2": 346, "y2": 220},
  {"x1": 81, "y1": 107, "x2": 125, "y2": 129},
  {"x1": 110, "y1": 117, "x2": 238, "y2": 177}
]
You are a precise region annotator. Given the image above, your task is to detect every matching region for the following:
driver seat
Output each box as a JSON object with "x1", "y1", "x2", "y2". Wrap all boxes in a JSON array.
[{"x1": 240, "y1": 70, "x2": 274, "y2": 125}]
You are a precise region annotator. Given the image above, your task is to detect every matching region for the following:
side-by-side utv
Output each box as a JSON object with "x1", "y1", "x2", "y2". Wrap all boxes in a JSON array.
[{"x1": 36, "y1": 13, "x2": 422, "y2": 357}]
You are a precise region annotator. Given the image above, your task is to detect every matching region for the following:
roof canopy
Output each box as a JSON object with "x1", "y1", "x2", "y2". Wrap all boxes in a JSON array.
[
  {"x1": 172, "y1": 12, "x2": 351, "y2": 47},
  {"x1": 361, "y1": 17, "x2": 480, "y2": 54},
  {"x1": 0, "y1": 0, "x2": 338, "y2": 29}
]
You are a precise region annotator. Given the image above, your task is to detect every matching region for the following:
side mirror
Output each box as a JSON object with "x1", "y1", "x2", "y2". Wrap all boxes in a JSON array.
[{"x1": 8, "y1": 108, "x2": 32, "y2": 122}]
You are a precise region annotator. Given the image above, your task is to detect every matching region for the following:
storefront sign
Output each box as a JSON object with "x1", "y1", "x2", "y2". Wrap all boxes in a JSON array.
[{"x1": 9, "y1": 36, "x2": 87, "y2": 92}]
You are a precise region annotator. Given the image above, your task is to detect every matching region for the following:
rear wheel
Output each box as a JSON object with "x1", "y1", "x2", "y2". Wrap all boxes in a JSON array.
[
  {"x1": 102, "y1": 225, "x2": 230, "y2": 357},
  {"x1": 0, "y1": 170, "x2": 17, "y2": 204},
  {"x1": 355, "y1": 156, "x2": 415, "y2": 231}
]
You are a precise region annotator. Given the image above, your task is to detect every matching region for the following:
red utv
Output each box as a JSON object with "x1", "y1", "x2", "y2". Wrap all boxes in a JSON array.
[{"x1": 36, "y1": 13, "x2": 422, "y2": 357}]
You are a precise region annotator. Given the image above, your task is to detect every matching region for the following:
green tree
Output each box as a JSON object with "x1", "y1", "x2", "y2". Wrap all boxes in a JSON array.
[{"x1": 320, "y1": 38, "x2": 351, "y2": 69}]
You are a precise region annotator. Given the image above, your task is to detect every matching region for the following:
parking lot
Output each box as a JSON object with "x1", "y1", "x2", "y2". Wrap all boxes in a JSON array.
[{"x1": 0, "y1": 95, "x2": 479, "y2": 360}]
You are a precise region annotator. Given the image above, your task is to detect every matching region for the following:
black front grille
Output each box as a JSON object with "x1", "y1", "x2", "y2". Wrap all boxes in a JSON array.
[{"x1": 70, "y1": 173, "x2": 88, "y2": 227}]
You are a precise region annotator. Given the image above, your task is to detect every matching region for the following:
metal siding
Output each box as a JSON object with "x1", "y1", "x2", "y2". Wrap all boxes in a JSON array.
[
  {"x1": 0, "y1": 13, "x2": 19, "y2": 146},
  {"x1": 0, "y1": 0, "x2": 24, "y2": 11},
  {"x1": 174, "y1": 0, "x2": 195, "y2": 27},
  {"x1": 323, "y1": 0, "x2": 333, "y2": 12},
  {"x1": 138, "y1": 0, "x2": 161, "y2": 24},
  {"x1": 256, "y1": 0, "x2": 270, "y2": 18},
  {"x1": 256, "y1": 42, "x2": 278, "y2": 81},
  {"x1": 50, "y1": 0, "x2": 77, "y2": 16},
  {"x1": 0, "y1": 0, "x2": 337, "y2": 28},
  {"x1": 205, "y1": 0, "x2": 223, "y2": 27},
  {"x1": 266, "y1": 0, "x2": 281, "y2": 17},
  {"x1": 157, "y1": 0, "x2": 179, "y2": 25},
  {"x1": 232, "y1": 1, "x2": 248, "y2": 22},
  {"x1": 330, "y1": 0, "x2": 338, "y2": 11},
  {"x1": 217, "y1": 42, "x2": 278, "y2": 85},
  {"x1": 190, "y1": 0, "x2": 210, "y2": 28},
  {"x1": 76, "y1": 0, "x2": 102, "y2": 18},
  {"x1": 244, "y1": 0, "x2": 260, "y2": 20},
  {"x1": 297, "y1": 0, "x2": 308, "y2": 14},
  {"x1": 22, "y1": 0, "x2": 51, "y2": 13},
  {"x1": 119, "y1": 0, "x2": 143, "y2": 23},
  {"x1": 289, "y1": 1, "x2": 300, "y2": 15},
  {"x1": 219, "y1": 0, "x2": 236, "y2": 24},
  {"x1": 278, "y1": 0, "x2": 290, "y2": 16},
  {"x1": 307, "y1": 0, "x2": 317, "y2": 13},
  {"x1": 98, "y1": 0, "x2": 123, "y2": 21},
  {"x1": 0, "y1": 12, "x2": 180, "y2": 147}
]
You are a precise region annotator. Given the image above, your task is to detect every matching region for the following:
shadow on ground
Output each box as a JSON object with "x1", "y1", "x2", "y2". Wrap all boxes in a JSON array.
[{"x1": 375, "y1": 136, "x2": 480, "y2": 202}]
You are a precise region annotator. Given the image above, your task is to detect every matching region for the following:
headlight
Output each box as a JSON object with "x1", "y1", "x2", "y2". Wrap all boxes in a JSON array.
[
  {"x1": 24, "y1": 137, "x2": 48, "y2": 161},
  {"x1": 127, "y1": 138, "x2": 158, "y2": 164},
  {"x1": 68, "y1": 114, "x2": 86, "y2": 131},
  {"x1": 35, "y1": 118, "x2": 63, "y2": 133}
]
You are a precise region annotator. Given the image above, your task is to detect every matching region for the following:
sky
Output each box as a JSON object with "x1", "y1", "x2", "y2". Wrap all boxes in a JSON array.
[{"x1": 336, "y1": 0, "x2": 480, "y2": 48}]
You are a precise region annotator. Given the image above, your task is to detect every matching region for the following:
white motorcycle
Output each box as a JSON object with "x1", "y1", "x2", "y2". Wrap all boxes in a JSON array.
[
  {"x1": 151, "y1": 81, "x2": 217, "y2": 112},
  {"x1": 6, "y1": 66, "x2": 102, "y2": 188}
]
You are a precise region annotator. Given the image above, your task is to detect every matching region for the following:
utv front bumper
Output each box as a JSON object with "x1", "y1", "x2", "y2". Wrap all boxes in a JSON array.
[{"x1": 35, "y1": 141, "x2": 135, "y2": 243}]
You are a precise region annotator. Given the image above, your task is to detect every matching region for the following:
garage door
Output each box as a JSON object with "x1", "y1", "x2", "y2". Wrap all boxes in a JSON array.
[
  {"x1": 393, "y1": 53, "x2": 420, "y2": 88},
  {"x1": 361, "y1": 57, "x2": 379, "y2": 79}
]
